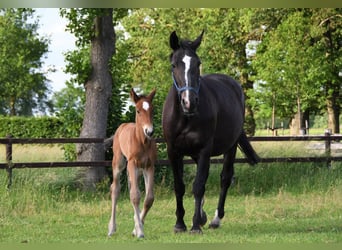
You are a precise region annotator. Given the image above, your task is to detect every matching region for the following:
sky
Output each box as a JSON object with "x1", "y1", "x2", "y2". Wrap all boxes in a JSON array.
[{"x1": 35, "y1": 8, "x2": 76, "y2": 93}]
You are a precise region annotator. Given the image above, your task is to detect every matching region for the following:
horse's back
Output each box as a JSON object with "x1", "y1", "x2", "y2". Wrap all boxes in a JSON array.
[{"x1": 201, "y1": 73, "x2": 245, "y2": 154}]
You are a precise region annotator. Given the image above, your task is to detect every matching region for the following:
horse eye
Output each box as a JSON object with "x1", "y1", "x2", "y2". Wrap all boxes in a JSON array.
[{"x1": 136, "y1": 109, "x2": 140, "y2": 114}]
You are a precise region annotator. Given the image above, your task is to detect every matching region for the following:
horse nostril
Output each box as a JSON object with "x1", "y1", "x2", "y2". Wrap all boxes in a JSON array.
[{"x1": 182, "y1": 98, "x2": 190, "y2": 109}]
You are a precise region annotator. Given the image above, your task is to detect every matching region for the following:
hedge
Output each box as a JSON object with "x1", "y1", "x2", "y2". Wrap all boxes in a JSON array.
[{"x1": 0, "y1": 116, "x2": 64, "y2": 138}]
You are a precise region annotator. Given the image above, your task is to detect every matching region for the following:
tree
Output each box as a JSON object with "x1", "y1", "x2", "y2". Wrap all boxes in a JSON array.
[
  {"x1": 0, "y1": 8, "x2": 51, "y2": 116},
  {"x1": 309, "y1": 9, "x2": 341, "y2": 134},
  {"x1": 61, "y1": 8, "x2": 128, "y2": 189},
  {"x1": 252, "y1": 9, "x2": 341, "y2": 134}
]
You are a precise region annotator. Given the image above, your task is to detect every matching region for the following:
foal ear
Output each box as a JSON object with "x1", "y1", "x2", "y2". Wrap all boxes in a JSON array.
[
  {"x1": 130, "y1": 88, "x2": 140, "y2": 104},
  {"x1": 170, "y1": 31, "x2": 180, "y2": 50},
  {"x1": 191, "y1": 30, "x2": 204, "y2": 51},
  {"x1": 147, "y1": 88, "x2": 156, "y2": 101}
]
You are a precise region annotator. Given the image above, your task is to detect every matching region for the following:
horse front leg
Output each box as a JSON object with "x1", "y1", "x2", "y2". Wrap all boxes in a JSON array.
[
  {"x1": 140, "y1": 166, "x2": 155, "y2": 224},
  {"x1": 169, "y1": 151, "x2": 187, "y2": 233},
  {"x1": 209, "y1": 145, "x2": 236, "y2": 229},
  {"x1": 127, "y1": 161, "x2": 144, "y2": 238},
  {"x1": 191, "y1": 154, "x2": 210, "y2": 233}
]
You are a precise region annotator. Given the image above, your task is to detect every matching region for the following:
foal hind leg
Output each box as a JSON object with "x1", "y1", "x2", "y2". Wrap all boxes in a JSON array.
[
  {"x1": 209, "y1": 145, "x2": 236, "y2": 229},
  {"x1": 140, "y1": 166, "x2": 154, "y2": 224},
  {"x1": 108, "y1": 154, "x2": 125, "y2": 236},
  {"x1": 127, "y1": 161, "x2": 144, "y2": 238}
]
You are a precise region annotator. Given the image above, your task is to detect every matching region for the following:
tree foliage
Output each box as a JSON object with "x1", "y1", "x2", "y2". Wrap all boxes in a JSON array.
[
  {"x1": 0, "y1": 8, "x2": 52, "y2": 116},
  {"x1": 251, "y1": 8, "x2": 341, "y2": 133}
]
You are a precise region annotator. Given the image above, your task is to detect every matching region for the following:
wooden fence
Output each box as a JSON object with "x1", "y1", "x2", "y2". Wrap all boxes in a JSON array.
[{"x1": 1, "y1": 132, "x2": 342, "y2": 188}]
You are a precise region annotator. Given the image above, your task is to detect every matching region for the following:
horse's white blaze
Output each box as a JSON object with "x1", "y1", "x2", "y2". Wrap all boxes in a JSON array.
[
  {"x1": 182, "y1": 55, "x2": 192, "y2": 107},
  {"x1": 142, "y1": 101, "x2": 150, "y2": 111}
]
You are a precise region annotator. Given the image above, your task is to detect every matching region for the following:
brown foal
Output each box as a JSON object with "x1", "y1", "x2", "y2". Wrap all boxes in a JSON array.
[{"x1": 108, "y1": 88, "x2": 157, "y2": 238}]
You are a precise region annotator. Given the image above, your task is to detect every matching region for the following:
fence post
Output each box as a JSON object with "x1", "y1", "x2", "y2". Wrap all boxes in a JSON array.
[
  {"x1": 324, "y1": 129, "x2": 332, "y2": 169},
  {"x1": 6, "y1": 134, "x2": 13, "y2": 189}
]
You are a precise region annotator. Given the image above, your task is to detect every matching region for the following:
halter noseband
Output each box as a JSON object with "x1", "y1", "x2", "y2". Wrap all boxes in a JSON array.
[{"x1": 172, "y1": 72, "x2": 201, "y2": 95}]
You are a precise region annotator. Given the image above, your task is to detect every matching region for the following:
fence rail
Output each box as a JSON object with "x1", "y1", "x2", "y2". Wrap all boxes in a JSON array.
[
  {"x1": 1, "y1": 133, "x2": 342, "y2": 169},
  {"x1": 1, "y1": 133, "x2": 342, "y2": 188}
]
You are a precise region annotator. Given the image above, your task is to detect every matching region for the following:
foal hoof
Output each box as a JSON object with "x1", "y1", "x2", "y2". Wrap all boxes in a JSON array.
[{"x1": 132, "y1": 228, "x2": 144, "y2": 238}]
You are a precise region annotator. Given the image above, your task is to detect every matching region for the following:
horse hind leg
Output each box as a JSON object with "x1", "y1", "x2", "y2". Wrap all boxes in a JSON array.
[
  {"x1": 209, "y1": 145, "x2": 236, "y2": 229},
  {"x1": 127, "y1": 161, "x2": 144, "y2": 238}
]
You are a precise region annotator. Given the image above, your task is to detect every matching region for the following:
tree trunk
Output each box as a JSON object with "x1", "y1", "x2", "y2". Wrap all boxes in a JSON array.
[
  {"x1": 76, "y1": 9, "x2": 115, "y2": 190},
  {"x1": 289, "y1": 112, "x2": 301, "y2": 136},
  {"x1": 326, "y1": 92, "x2": 340, "y2": 134},
  {"x1": 242, "y1": 79, "x2": 256, "y2": 136}
]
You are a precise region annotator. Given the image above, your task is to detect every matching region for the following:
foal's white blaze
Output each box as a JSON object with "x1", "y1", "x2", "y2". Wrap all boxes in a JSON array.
[
  {"x1": 142, "y1": 101, "x2": 150, "y2": 111},
  {"x1": 182, "y1": 55, "x2": 192, "y2": 108}
]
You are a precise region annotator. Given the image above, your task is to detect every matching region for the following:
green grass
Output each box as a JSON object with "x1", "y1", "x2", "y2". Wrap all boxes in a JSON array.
[{"x1": 0, "y1": 141, "x2": 341, "y2": 243}]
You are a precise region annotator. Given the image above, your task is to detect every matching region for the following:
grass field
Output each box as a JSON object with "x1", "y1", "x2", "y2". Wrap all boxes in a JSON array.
[{"x1": 0, "y1": 140, "x2": 341, "y2": 243}]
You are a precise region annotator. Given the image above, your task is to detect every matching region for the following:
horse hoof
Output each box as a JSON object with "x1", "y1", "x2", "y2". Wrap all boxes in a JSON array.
[
  {"x1": 189, "y1": 227, "x2": 203, "y2": 234},
  {"x1": 208, "y1": 222, "x2": 220, "y2": 229},
  {"x1": 200, "y1": 212, "x2": 207, "y2": 226},
  {"x1": 174, "y1": 224, "x2": 187, "y2": 233}
]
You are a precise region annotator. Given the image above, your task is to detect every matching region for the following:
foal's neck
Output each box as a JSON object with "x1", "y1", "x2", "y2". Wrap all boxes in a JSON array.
[{"x1": 134, "y1": 123, "x2": 149, "y2": 146}]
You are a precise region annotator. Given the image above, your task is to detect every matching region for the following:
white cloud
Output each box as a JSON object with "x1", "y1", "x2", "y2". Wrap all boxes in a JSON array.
[{"x1": 35, "y1": 8, "x2": 76, "y2": 93}]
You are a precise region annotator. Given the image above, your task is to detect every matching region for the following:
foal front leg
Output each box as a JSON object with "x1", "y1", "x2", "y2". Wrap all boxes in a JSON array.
[
  {"x1": 140, "y1": 166, "x2": 154, "y2": 224},
  {"x1": 127, "y1": 161, "x2": 144, "y2": 238}
]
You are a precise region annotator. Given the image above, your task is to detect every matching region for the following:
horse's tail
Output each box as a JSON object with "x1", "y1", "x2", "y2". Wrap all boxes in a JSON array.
[
  {"x1": 237, "y1": 130, "x2": 260, "y2": 165},
  {"x1": 103, "y1": 135, "x2": 114, "y2": 150}
]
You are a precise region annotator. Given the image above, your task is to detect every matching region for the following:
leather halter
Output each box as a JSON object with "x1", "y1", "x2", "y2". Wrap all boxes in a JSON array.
[{"x1": 172, "y1": 71, "x2": 201, "y2": 95}]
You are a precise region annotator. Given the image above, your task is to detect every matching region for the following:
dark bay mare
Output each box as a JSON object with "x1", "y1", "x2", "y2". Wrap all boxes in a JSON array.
[{"x1": 162, "y1": 31, "x2": 259, "y2": 234}]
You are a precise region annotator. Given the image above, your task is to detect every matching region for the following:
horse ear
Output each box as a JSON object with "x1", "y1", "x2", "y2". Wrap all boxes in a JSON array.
[
  {"x1": 170, "y1": 31, "x2": 180, "y2": 50},
  {"x1": 147, "y1": 88, "x2": 156, "y2": 101},
  {"x1": 191, "y1": 30, "x2": 204, "y2": 51},
  {"x1": 130, "y1": 88, "x2": 140, "y2": 104}
]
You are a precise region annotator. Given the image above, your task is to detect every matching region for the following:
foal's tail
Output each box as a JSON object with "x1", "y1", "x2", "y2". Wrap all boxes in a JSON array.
[
  {"x1": 238, "y1": 130, "x2": 260, "y2": 165},
  {"x1": 103, "y1": 135, "x2": 114, "y2": 150}
]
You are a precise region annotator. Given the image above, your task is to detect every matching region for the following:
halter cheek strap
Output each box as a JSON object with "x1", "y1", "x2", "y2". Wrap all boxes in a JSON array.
[{"x1": 172, "y1": 72, "x2": 201, "y2": 95}]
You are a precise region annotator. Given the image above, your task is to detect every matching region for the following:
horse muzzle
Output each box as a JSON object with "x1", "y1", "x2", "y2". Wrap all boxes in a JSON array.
[
  {"x1": 181, "y1": 92, "x2": 199, "y2": 116},
  {"x1": 143, "y1": 125, "x2": 154, "y2": 139}
]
